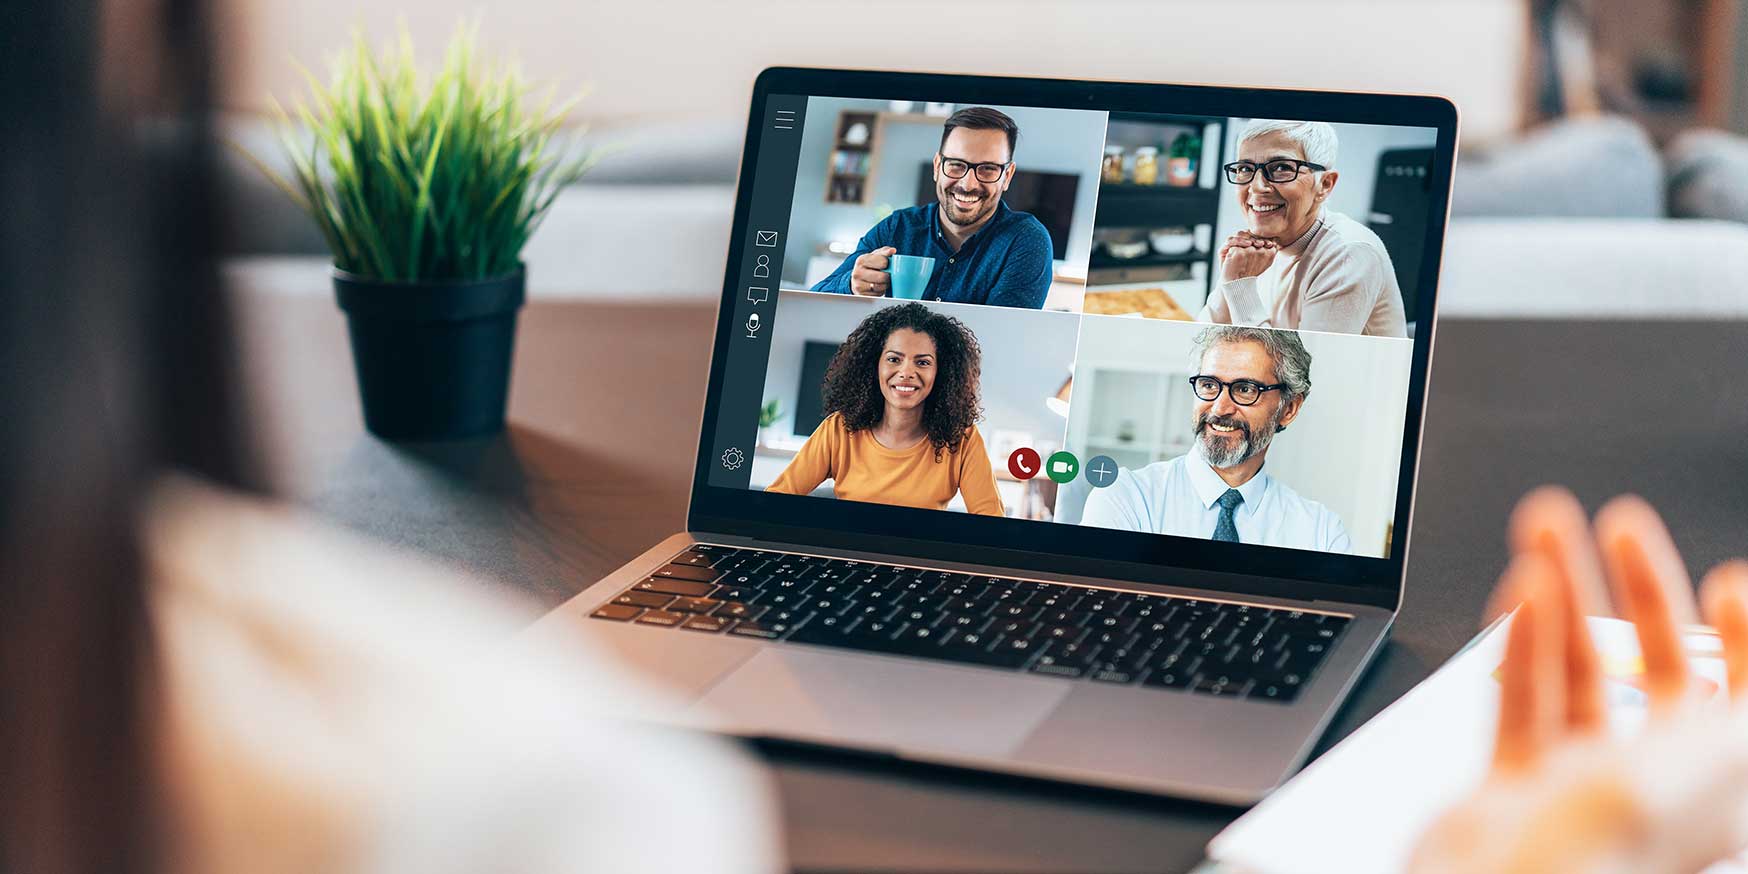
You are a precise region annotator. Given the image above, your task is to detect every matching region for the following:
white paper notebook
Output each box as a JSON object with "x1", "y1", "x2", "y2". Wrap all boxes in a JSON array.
[{"x1": 1204, "y1": 616, "x2": 1740, "y2": 874}]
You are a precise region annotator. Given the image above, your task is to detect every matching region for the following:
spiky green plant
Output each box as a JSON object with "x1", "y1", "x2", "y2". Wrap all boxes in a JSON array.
[{"x1": 248, "y1": 24, "x2": 595, "y2": 282}]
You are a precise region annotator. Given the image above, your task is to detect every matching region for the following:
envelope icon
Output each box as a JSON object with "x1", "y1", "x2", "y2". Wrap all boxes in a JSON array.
[{"x1": 754, "y1": 230, "x2": 779, "y2": 248}]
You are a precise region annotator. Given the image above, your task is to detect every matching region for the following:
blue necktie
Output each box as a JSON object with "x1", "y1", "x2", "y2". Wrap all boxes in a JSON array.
[{"x1": 1213, "y1": 488, "x2": 1244, "y2": 542}]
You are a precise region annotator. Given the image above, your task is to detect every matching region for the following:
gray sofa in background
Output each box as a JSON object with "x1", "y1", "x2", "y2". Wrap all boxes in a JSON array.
[{"x1": 220, "y1": 114, "x2": 1748, "y2": 318}]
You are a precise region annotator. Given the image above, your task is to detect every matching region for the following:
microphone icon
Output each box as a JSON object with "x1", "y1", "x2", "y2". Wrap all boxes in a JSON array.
[{"x1": 745, "y1": 312, "x2": 762, "y2": 339}]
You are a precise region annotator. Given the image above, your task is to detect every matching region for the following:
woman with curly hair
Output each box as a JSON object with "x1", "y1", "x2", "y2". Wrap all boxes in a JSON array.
[{"x1": 766, "y1": 302, "x2": 1003, "y2": 515}]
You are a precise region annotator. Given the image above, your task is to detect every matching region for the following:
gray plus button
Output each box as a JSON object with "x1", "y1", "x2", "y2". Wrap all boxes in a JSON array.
[{"x1": 1085, "y1": 455, "x2": 1120, "y2": 488}]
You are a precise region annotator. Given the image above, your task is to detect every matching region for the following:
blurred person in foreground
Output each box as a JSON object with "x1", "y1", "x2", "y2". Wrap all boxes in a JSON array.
[
  {"x1": 1410, "y1": 487, "x2": 1748, "y2": 874},
  {"x1": 0, "y1": 1, "x2": 779, "y2": 873}
]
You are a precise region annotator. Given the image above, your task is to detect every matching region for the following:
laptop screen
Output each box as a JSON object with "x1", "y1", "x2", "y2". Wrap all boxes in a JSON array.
[{"x1": 698, "y1": 71, "x2": 1453, "y2": 595}]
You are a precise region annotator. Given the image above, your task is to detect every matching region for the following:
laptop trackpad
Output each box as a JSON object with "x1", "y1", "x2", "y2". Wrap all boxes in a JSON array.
[{"x1": 692, "y1": 648, "x2": 1069, "y2": 756}]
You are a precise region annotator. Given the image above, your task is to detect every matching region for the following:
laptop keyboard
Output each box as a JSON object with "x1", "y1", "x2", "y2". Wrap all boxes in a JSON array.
[{"x1": 589, "y1": 545, "x2": 1349, "y2": 703}]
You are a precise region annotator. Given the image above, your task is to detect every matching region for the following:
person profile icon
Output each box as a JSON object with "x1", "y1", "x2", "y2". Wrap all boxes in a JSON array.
[{"x1": 753, "y1": 254, "x2": 770, "y2": 279}]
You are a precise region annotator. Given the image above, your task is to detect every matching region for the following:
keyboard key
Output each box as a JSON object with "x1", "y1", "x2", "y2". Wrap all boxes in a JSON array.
[
  {"x1": 760, "y1": 591, "x2": 808, "y2": 610},
  {"x1": 849, "y1": 618, "x2": 901, "y2": 639},
  {"x1": 936, "y1": 631, "x2": 1030, "y2": 668},
  {"x1": 1090, "y1": 668, "x2": 1139, "y2": 684},
  {"x1": 716, "y1": 573, "x2": 765, "y2": 589},
  {"x1": 768, "y1": 576, "x2": 816, "y2": 594},
  {"x1": 840, "y1": 568, "x2": 887, "y2": 587},
  {"x1": 591, "y1": 604, "x2": 642, "y2": 621},
  {"x1": 1088, "y1": 614, "x2": 1137, "y2": 635},
  {"x1": 891, "y1": 577, "x2": 935, "y2": 594},
  {"x1": 669, "y1": 552, "x2": 716, "y2": 568},
  {"x1": 891, "y1": 623, "x2": 947, "y2": 649},
  {"x1": 681, "y1": 614, "x2": 730, "y2": 633},
  {"x1": 941, "y1": 612, "x2": 991, "y2": 632},
  {"x1": 809, "y1": 597, "x2": 851, "y2": 615},
  {"x1": 651, "y1": 563, "x2": 720, "y2": 582},
  {"x1": 614, "y1": 591, "x2": 673, "y2": 609},
  {"x1": 789, "y1": 613, "x2": 859, "y2": 643},
  {"x1": 714, "y1": 602, "x2": 766, "y2": 621},
  {"x1": 1144, "y1": 668, "x2": 1194, "y2": 691},
  {"x1": 1038, "y1": 608, "x2": 1091, "y2": 627},
  {"x1": 636, "y1": 610, "x2": 684, "y2": 627},
  {"x1": 635, "y1": 578, "x2": 714, "y2": 598},
  {"x1": 716, "y1": 556, "x2": 766, "y2": 574},
  {"x1": 896, "y1": 607, "x2": 942, "y2": 626},
  {"x1": 990, "y1": 619, "x2": 1040, "y2": 639},
  {"x1": 1030, "y1": 641, "x2": 1101, "y2": 678},
  {"x1": 1031, "y1": 661, "x2": 1087, "y2": 678},
  {"x1": 850, "y1": 601, "x2": 900, "y2": 621},
  {"x1": 1040, "y1": 624, "x2": 1088, "y2": 646},
  {"x1": 710, "y1": 585, "x2": 760, "y2": 602},
  {"x1": 1249, "y1": 679, "x2": 1302, "y2": 703},
  {"x1": 669, "y1": 597, "x2": 721, "y2": 614},
  {"x1": 728, "y1": 615, "x2": 805, "y2": 639},
  {"x1": 1030, "y1": 591, "x2": 1082, "y2": 610}
]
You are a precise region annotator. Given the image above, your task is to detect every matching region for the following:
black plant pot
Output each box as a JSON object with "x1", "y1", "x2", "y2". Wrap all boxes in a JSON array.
[{"x1": 333, "y1": 267, "x2": 525, "y2": 441}]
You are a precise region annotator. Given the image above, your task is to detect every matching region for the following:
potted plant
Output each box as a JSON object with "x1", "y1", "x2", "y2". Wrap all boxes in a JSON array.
[
  {"x1": 1167, "y1": 132, "x2": 1201, "y2": 187},
  {"x1": 757, "y1": 399, "x2": 784, "y2": 446},
  {"x1": 250, "y1": 25, "x2": 595, "y2": 440}
]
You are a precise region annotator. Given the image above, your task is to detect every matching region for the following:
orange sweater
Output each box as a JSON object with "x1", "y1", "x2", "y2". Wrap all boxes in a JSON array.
[{"x1": 766, "y1": 413, "x2": 1004, "y2": 516}]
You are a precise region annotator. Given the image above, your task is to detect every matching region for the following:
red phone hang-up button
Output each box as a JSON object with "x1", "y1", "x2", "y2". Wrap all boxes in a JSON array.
[{"x1": 1007, "y1": 447, "x2": 1041, "y2": 480}]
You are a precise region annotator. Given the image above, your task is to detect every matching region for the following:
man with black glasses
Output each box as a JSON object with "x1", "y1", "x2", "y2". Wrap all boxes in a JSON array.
[
  {"x1": 1081, "y1": 326, "x2": 1352, "y2": 552},
  {"x1": 1202, "y1": 119, "x2": 1408, "y2": 337},
  {"x1": 811, "y1": 107, "x2": 1055, "y2": 309}
]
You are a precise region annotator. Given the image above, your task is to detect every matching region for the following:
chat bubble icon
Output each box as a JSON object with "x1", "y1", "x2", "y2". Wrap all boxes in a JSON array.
[{"x1": 747, "y1": 286, "x2": 769, "y2": 304}]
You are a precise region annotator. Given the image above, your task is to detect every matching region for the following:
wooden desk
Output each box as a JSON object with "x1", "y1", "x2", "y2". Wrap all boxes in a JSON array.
[{"x1": 233, "y1": 270, "x2": 1748, "y2": 873}]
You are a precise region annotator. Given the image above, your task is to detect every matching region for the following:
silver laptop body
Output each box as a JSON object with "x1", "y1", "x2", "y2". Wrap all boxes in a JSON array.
[{"x1": 534, "y1": 68, "x2": 1456, "y2": 803}]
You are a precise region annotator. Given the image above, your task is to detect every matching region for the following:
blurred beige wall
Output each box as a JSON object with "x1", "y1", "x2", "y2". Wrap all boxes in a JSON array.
[{"x1": 216, "y1": 0, "x2": 1527, "y2": 141}]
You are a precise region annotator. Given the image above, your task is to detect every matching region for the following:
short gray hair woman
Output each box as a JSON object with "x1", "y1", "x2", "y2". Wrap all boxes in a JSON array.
[{"x1": 1199, "y1": 119, "x2": 1408, "y2": 338}]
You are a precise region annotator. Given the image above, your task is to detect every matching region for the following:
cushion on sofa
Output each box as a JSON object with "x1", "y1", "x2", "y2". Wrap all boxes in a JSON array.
[{"x1": 1451, "y1": 116, "x2": 1663, "y2": 219}]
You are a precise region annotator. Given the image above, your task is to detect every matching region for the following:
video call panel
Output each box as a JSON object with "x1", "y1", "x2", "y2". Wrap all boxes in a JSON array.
[{"x1": 747, "y1": 94, "x2": 1438, "y2": 560}]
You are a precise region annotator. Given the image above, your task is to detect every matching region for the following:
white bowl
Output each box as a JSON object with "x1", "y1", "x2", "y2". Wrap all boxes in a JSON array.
[
  {"x1": 1106, "y1": 239, "x2": 1150, "y2": 260},
  {"x1": 1150, "y1": 230, "x2": 1195, "y2": 255}
]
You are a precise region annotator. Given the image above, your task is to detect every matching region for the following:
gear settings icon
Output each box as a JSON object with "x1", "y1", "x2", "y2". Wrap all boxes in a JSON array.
[{"x1": 720, "y1": 447, "x2": 746, "y2": 470}]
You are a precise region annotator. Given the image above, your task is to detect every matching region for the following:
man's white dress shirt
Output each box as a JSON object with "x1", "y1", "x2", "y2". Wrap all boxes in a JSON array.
[{"x1": 1079, "y1": 449, "x2": 1352, "y2": 554}]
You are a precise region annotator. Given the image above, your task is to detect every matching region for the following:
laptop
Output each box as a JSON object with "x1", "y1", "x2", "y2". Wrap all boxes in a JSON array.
[{"x1": 541, "y1": 67, "x2": 1457, "y2": 803}]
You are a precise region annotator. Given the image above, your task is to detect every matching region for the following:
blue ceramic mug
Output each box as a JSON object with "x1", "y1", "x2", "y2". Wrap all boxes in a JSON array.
[{"x1": 885, "y1": 254, "x2": 936, "y2": 300}]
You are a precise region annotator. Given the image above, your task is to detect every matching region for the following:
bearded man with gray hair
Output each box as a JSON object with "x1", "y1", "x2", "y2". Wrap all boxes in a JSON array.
[
  {"x1": 1080, "y1": 326, "x2": 1351, "y2": 552},
  {"x1": 1201, "y1": 119, "x2": 1408, "y2": 338}
]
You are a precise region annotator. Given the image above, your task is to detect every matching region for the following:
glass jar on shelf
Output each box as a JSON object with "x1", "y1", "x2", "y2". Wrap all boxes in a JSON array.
[
  {"x1": 1132, "y1": 146, "x2": 1160, "y2": 186},
  {"x1": 1101, "y1": 145, "x2": 1126, "y2": 184}
]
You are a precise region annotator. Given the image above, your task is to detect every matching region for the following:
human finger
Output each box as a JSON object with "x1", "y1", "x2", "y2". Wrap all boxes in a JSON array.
[
  {"x1": 1493, "y1": 553, "x2": 1566, "y2": 774},
  {"x1": 1509, "y1": 486, "x2": 1609, "y2": 615},
  {"x1": 1700, "y1": 560, "x2": 1748, "y2": 698},
  {"x1": 1509, "y1": 487, "x2": 1608, "y2": 732},
  {"x1": 852, "y1": 262, "x2": 891, "y2": 288},
  {"x1": 1596, "y1": 495, "x2": 1697, "y2": 715}
]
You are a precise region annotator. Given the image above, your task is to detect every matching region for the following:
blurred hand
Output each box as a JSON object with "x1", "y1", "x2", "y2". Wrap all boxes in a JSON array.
[
  {"x1": 1219, "y1": 231, "x2": 1277, "y2": 281},
  {"x1": 850, "y1": 246, "x2": 896, "y2": 296},
  {"x1": 1409, "y1": 487, "x2": 1748, "y2": 874}
]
